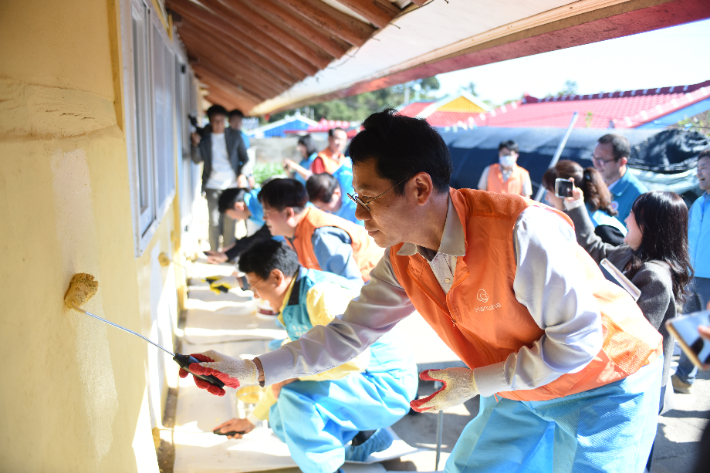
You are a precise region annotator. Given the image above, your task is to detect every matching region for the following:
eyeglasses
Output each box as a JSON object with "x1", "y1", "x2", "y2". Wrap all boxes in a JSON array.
[
  {"x1": 347, "y1": 176, "x2": 412, "y2": 213},
  {"x1": 591, "y1": 155, "x2": 617, "y2": 165}
]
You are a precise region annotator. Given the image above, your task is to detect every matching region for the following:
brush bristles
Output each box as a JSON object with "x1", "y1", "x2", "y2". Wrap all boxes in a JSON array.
[{"x1": 64, "y1": 273, "x2": 99, "y2": 308}]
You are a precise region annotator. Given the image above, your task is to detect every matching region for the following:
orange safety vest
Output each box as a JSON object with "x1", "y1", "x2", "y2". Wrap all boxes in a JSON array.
[
  {"x1": 389, "y1": 188, "x2": 662, "y2": 402},
  {"x1": 316, "y1": 148, "x2": 346, "y2": 174},
  {"x1": 487, "y1": 163, "x2": 530, "y2": 196},
  {"x1": 288, "y1": 208, "x2": 384, "y2": 282}
]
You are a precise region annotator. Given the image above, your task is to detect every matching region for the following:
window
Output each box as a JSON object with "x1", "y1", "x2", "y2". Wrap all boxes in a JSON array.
[
  {"x1": 123, "y1": 0, "x2": 185, "y2": 255},
  {"x1": 151, "y1": 20, "x2": 176, "y2": 216},
  {"x1": 175, "y1": 55, "x2": 200, "y2": 229},
  {"x1": 131, "y1": 2, "x2": 154, "y2": 235}
]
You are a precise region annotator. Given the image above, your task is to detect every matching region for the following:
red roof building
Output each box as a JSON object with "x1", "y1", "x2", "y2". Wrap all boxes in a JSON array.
[
  {"x1": 398, "y1": 93, "x2": 490, "y2": 128},
  {"x1": 409, "y1": 80, "x2": 710, "y2": 130}
]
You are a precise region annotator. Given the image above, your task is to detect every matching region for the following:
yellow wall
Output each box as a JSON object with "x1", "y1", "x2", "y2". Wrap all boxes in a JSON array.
[{"x1": 0, "y1": 0, "x2": 182, "y2": 470}]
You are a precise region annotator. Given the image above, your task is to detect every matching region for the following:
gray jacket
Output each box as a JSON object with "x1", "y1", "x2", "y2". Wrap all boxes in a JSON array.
[
  {"x1": 567, "y1": 205, "x2": 676, "y2": 387},
  {"x1": 190, "y1": 128, "x2": 248, "y2": 192}
]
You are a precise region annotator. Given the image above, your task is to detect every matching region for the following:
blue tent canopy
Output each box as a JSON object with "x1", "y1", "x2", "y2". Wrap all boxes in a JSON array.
[{"x1": 440, "y1": 127, "x2": 709, "y2": 204}]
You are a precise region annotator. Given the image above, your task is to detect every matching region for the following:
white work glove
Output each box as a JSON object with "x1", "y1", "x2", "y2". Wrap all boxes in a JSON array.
[
  {"x1": 410, "y1": 368, "x2": 479, "y2": 412},
  {"x1": 179, "y1": 350, "x2": 258, "y2": 396}
]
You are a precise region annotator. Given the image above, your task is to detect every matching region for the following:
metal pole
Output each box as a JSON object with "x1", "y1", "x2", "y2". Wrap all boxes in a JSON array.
[
  {"x1": 534, "y1": 112, "x2": 579, "y2": 202},
  {"x1": 435, "y1": 409, "x2": 444, "y2": 470}
]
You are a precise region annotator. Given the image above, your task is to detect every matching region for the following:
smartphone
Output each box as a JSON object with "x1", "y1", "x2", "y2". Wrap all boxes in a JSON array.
[
  {"x1": 555, "y1": 178, "x2": 574, "y2": 198},
  {"x1": 213, "y1": 428, "x2": 246, "y2": 436},
  {"x1": 666, "y1": 310, "x2": 710, "y2": 370}
]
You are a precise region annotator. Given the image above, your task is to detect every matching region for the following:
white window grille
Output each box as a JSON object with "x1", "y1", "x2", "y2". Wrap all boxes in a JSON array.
[{"x1": 122, "y1": 0, "x2": 186, "y2": 255}]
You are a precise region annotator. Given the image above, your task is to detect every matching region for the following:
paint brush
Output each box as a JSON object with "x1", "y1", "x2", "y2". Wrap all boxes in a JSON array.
[{"x1": 64, "y1": 273, "x2": 224, "y2": 390}]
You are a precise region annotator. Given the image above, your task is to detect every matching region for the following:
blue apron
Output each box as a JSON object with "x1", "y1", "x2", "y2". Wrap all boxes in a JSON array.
[
  {"x1": 447, "y1": 356, "x2": 663, "y2": 473},
  {"x1": 269, "y1": 268, "x2": 417, "y2": 473}
]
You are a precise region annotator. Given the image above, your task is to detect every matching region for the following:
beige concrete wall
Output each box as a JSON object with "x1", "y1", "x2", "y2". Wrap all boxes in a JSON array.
[{"x1": 0, "y1": 0, "x2": 179, "y2": 470}]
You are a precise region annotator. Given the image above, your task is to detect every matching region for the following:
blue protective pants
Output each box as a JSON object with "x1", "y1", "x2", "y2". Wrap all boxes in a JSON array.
[
  {"x1": 447, "y1": 357, "x2": 663, "y2": 473},
  {"x1": 269, "y1": 369, "x2": 417, "y2": 473}
]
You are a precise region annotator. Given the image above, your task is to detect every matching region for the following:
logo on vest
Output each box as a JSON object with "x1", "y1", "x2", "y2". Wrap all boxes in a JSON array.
[
  {"x1": 475, "y1": 288, "x2": 501, "y2": 312},
  {"x1": 477, "y1": 289, "x2": 489, "y2": 303}
]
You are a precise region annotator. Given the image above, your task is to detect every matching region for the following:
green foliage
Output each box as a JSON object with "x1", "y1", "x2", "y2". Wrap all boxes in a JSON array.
[
  {"x1": 546, "y1": 80, "x2": 578, "y2": 98},
  {"x1": 458, "y1": 81, "x2": 477, "y2": 97},
  {"x1": 675, "y1": 111, "x2": 710, "y2": 136},
  {"x1": 253, "y1": 162, "x2": 286, "y2": 185},
  {"x1": 269, "y1": 76, "x2": 441, "y2": 122},
  {"x1": 585, "y1": 111, "x2": 593, "y2": 128}
]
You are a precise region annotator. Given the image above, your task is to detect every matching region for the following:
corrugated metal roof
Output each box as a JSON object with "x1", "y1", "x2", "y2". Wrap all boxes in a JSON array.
[
  {"x1": 426, "y1": 80, "x2": 710, "y2": 129},
  {"x1": 398, "y1": 101, "x2": 435, "y2": 117}
]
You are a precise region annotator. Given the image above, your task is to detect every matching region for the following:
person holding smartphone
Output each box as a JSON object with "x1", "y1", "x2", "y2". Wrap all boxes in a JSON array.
[
  {"x1": 182, "y1": 109, "x2": 665, "y2": 473},
  {"x1": 562, "y1": 186, "x2": 693, "y2": 469},
  {"x1": 542, "y1": 160, "x2": 626, "y2": 244}
]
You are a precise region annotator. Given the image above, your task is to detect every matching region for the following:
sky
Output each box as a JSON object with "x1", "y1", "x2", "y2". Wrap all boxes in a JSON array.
[{"x1": 435, "y1": 18, "x2": 710, "y2": 106}]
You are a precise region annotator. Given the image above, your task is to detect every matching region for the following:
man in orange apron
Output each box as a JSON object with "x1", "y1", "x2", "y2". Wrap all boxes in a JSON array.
[
  {"x1": 310, "y1": 127, "x2": 348, "y2": 175},
  {"x1": 478, "y1": 140, "x2": 532, "y2": 198},
  {"x1": 257, "y1": 178, "x2": 383, "y2": 283},
  {"x1": 185, "y1": 110, "x2": 663, "y2": 472}
]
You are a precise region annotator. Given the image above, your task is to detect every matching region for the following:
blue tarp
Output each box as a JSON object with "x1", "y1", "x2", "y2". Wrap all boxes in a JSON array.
[{"x1": 440, "y1": 127, "x2": 709, "y2": 203}]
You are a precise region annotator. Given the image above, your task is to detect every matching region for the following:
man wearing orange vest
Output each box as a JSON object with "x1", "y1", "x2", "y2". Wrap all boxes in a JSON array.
[
  {"x1": 478, "y1": 140, "x2": 532, "y2": 198},
  {"x1": 257, "y1": 178, "x2": 383, "y2": 283},
  {"x1": 310, "y1": 127, "x2": 348, "y2": 175},
  {"x1": 184, "y1": 110, "x2": 663, "y2": 472}
]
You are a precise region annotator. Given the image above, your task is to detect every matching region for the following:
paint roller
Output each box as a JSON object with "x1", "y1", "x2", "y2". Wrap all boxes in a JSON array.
[
  {"x1": 64, "y1": 272, "x2": 224, "y2": 391},
  {"x1": 158, "y1": 252, "x2": 187, "y2": 270}
]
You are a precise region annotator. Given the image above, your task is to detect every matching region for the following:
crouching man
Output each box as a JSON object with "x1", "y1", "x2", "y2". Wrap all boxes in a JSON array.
[{"x1": 195, "y1": 239, "x2": 417, "y2": 473}]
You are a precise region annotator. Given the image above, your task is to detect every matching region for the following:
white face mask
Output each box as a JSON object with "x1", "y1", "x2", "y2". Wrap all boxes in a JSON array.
[{"x1": 499, "y1": 155, "x2": 516, "y2": 168}]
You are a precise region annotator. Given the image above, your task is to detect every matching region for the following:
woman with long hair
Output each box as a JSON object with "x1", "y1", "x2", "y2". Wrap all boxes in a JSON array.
[
  {"x1": 284, "y1": 134, "x2": 319, "y2": 184},
  {"x1": 542, "y1": 160, "x2": 626, "y2": 244},
  {"x1": 564, "y1": 188, "x2": 693, "y2": 470}
]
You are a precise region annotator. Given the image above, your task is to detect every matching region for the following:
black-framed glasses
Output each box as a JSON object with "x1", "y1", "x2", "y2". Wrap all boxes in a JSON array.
[
  {"x1": 347, "y1": 176, "x2": 412, "y2": 213},
  {"x1": 591, "y1": 155, "x2": 616, "y2": 165}
]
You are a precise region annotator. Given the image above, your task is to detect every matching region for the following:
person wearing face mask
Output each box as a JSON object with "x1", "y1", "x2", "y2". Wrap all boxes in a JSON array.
[
  {"x1": 563, "y1": 187, "x2": 693, "y2": 471},
  {"x1": 183, "y1": 110, "x2": 665, "y2": 473},
  {"x1": 477, "y1": 140, "x2": 532, "y2": 198}
]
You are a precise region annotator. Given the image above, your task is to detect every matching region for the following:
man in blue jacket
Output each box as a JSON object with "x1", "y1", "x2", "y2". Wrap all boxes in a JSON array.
[
  {"x1": 673, "y1": 149, "x2": 710, "y2": 394},
  {"x1": 306, "y1": 171, "x2": 362, "y2": 226},
  {"x1": 593, "y1": 133, "x2": 647, "y2": 223},
  {"x1": 205, "y1": 187, "x2": 277, "y2": 264},
  {"x1": 202, "y1": 240, "x2": 417, "y2": 473}
]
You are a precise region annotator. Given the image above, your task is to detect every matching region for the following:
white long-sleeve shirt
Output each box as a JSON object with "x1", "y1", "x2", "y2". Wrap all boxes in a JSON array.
[{"x1": 258, "y1": 197, "x2": 603, "y2": 397}]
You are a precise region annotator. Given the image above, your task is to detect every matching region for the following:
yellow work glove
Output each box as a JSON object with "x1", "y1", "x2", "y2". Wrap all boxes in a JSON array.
[{"x1": 410, "y1": 368, "x2": 479, "y2": 412}]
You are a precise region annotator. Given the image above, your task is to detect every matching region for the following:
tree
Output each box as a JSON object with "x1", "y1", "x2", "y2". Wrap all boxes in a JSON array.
[
  {"x1": 268, "y1": 76, "x2": 441, "y2": 122},
  {"x1": 458, "y1": 81, "x2": 477, "y2": 97},
  {"x1": 556, "y1": 80, "x2": 578, "y2": 97}
]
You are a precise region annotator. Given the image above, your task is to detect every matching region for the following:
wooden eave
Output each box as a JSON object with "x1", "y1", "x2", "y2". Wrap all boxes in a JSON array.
[
  {"x1": 169, "y1": 0, "x2": 710, "y2": 116},
  {"x1": 168, "y1": 0, "x2": 405, "y2": 113}
]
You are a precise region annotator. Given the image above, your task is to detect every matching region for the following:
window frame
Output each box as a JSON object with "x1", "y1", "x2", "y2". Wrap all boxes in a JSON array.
[{"x1": 121, "y1": 0, "x2": 181, "y2": 256}]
